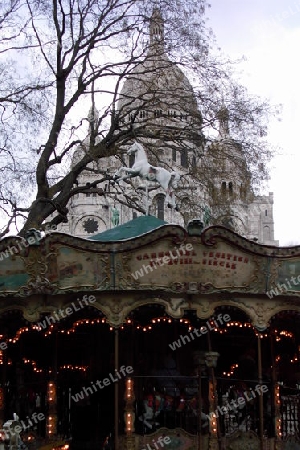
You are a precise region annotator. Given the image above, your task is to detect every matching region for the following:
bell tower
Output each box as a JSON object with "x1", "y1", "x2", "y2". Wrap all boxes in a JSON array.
[{"x1": 149, "y1": 8, "x2": 165, "y2": 52}]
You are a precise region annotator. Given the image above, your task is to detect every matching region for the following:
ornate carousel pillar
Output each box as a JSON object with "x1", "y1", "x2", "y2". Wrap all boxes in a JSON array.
[
  {"x1": 114, "y1": 328, "x2": 120, "y2": 450},
  {"x1": 193, "y1": 351, "x2": 207, "y2": 450},
  {"x1": 46, "y1": 380, "x2": 57, "y2": 437},
  {"x1": 124, "y1": 377, "x2": 136, "y2": 450},
  {"x1": 47, "y1": 326, "x2": 58, "y2": 438},
  {"x1": 257, "y1": 333, "x2": 265, "y2": 450},
  {"x1": 271, "y1": 330, "x2": 282, "y2": 449},
  {"x1": 0, "y1": 340, "x2": 7, "y2": 427},
  {"x1": 206, "y1": 351, "x2": 220, "y2": 450},
  {"x1": 274, "y1": 383, "x2": 282, "y2": 445}
]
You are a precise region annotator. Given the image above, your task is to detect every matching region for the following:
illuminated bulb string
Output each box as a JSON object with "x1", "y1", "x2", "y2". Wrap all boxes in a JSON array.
[
  {"x1": 16, "y1": 358, "x2": 88, "y2": 374},
  {"x1": 1, "y1": 319, "x2": 298, "y2": 378},
  {"x1": 223, "y1": 363, "x2": 239, "y2": 378},
  {"x1": 1, "y1": 316, "x2": 296, "y2": 341}
]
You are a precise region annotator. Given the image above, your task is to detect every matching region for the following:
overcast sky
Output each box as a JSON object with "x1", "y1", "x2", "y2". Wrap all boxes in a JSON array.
[{"x1": 207, "y1": 0, "x2": 300, "y2": 246}]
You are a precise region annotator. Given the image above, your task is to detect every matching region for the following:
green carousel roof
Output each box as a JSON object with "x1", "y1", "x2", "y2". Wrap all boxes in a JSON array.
[{"x1": 89, "y1": 215, "x2": 168, "y2": 241}]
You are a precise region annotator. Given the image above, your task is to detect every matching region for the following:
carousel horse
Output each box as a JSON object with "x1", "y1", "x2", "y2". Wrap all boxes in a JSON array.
[
  {"x1": 113, "y1": 142, "x2": 180, "y2": 209},
  {"x1": 139, "y1": 392, "x2": 209, "y2": 431},
  {"x1": 223, "y1": 382, "x2": 254, "y2": 433},
  {"x1": 139, "y1": 393, "x2": 164, "y2": 430}
]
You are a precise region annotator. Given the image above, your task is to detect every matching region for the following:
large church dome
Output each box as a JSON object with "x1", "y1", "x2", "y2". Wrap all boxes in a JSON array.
[{"x1": 118, "y1": 9, "x2": 201, "y2": 124}]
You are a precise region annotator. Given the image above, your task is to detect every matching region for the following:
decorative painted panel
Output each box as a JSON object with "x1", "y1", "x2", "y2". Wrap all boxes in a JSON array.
[{"x1": 118, "y1": 240, "x2": 267, "y2": 294}]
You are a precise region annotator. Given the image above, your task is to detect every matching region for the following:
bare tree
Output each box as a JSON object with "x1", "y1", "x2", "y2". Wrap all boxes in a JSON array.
[{"x1": 0, "y1": 0, "x2": 278, "y2": 237}]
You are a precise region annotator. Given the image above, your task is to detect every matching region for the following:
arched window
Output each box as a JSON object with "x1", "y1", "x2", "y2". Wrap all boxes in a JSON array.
[
  {"x1": 221, "y1": 181, "x2": 226, "y2": 196},
  {"x1": 181, "y1": 148, "x2": 188, "y2": 168},
  {"x1": 156, "y1": 194, "x2": 165, "y2": 220},
  {"x1": 172, "y1": 148, "x2": 177, "y2": 162},
  {"x1": 265, "y1": 210, "x2": 268, "y2": 216},
  {"x1": 229, "y1": 181, "x2": 233, "y2": 196},
  {"x1": 154, "y1": 110, "x2": 162, "y2": 118}
]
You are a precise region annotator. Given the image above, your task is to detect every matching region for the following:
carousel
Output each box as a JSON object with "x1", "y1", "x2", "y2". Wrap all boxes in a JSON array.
[{"x1": 0, "y1": 217, "x2": 300, "y2": 450}]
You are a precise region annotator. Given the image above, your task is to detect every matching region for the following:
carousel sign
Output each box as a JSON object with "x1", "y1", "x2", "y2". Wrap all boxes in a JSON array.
[{"x1": 128, "y1": 239, "x2": 265, "y2": 293}]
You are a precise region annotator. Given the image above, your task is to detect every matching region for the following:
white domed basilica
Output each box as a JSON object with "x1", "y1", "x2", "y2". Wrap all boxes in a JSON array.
[{"x1": 58, "y1": 9, "x2": 278, "y2": 246}]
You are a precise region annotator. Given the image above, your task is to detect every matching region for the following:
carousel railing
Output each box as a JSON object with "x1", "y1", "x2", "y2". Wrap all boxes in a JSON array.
[
  {"x1": 131, "y1": 375, "x2": 289, "y2": 441},
  {"x1": 280, "y1": 395, "x2": 300, "y2": 438}
]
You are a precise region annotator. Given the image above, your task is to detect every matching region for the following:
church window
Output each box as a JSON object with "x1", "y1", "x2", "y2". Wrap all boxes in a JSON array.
[
  {"x1": 83, "y1": 218, "x2": 99, "y2": 234},
  {"x1": 221, "y1": 182, "x2": 226, "y2": 196},
  {"x1": 265, "y1": 210, "x2": 268, "y2": 216},
  {"x1": 229, "y1": 182, "x2": 233, "y2": 196},
  {"x1": 181, "y1": 148, "x2": 188, "y2": 168},
  {"x1": 154, "y1": 110, "x2": 162, "y2": 118},
  {"x1": 139, "y1": 110, "x2": 146, "y2": 118},
  {"x1": 172, "y1": 148, "x2": 176, "y2": 162},
  {"x1": 156, "y1": 194, "x2": 165, "y2": 220}
]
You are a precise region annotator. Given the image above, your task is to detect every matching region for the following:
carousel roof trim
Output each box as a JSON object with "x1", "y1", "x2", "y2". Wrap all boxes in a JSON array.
[{"x1": 88, "y1": 215, "x2": 168, "y2": 241}]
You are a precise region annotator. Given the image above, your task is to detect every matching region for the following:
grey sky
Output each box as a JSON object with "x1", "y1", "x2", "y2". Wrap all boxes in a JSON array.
[{"x1": 208, "y1": 0, "x2": 300, "y2": 245}]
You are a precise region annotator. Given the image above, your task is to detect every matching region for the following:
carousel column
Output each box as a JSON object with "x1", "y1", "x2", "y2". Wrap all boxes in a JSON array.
[
  {"x1": 257, "y1": 333, "x2": 264, "y2": 450},
  {"x1": 206, "y1": 351, "x2": 220, "y2": 450},
  {"x1": 274, "y1": 383, "x2": 281, "y2": 445},
  {"x1": 271, "y1": 331, "x2": 282, "y2": 448},
  {"x1": 193, "y1": 351, "x2": 207, "y2": 450},
  {"x1": 0, "y1": 337, "x2": 8, "y2": 427},
  {"x1": 46, "y1": 381, "x2": 57, "y2": 438},
  {"x1": 47, "y1": 326, "x2": 58, "y2": 438},
  {"x1": 124, "y1": 377, "x2": 136, "y2": 450},
  {"x1": 114, "y1": 328, "x2": 119, "y2": 450}
]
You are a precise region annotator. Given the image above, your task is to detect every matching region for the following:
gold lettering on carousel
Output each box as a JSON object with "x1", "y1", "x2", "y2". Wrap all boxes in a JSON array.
[{"x1": 135, "y1": 249, "x2": 249, "y2": 271}]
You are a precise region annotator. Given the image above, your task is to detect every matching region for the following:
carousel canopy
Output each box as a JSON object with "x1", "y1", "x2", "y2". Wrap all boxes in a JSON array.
[{"x1": 89, "y1": 215, "x2": 167, "y2": 241}]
